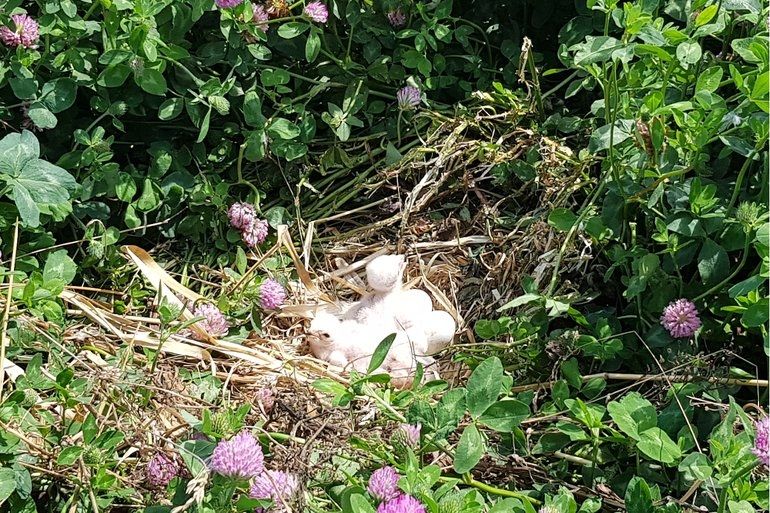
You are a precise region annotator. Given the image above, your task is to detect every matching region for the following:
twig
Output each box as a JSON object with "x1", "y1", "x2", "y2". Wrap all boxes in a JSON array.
[{"x1": 553, "y1": 451, "x2": 593, "y2": 466}]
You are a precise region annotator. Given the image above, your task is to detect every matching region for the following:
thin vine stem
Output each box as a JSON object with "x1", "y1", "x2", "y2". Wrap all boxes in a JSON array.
[{"x1": 727, "y1": 135, "x2": 768, "y2": 211}]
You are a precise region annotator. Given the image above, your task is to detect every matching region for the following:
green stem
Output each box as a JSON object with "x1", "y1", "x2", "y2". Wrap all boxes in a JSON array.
[
  {"x1": 266, "y1": 15, "x2": 301, "y2": 25},
  {"x1": 542, "y1": 70, "x2": 579, "y2": 99},
  {"x1": 252, "y1": 64, "x2": 394, "y2": 99},
  {"x1": 258, "y1": 432, "x2": 306, "y2": 444},
  {"x1": 459, "y1": 474, "x2": 541, "y2": 505},
  {"x1": 345, "y1": 25, "x2": 355, "y2": 61},
  {"x1": 361, "y1": 383, "x2": 406, "y2": 422},
  {"x1": 727, "y1": 136, "x2": 768, "y2": 211},
  {"x1": 449, "y1": 17, "x2": 493, "y2": 64},
  {"x1": 396, "y1": 110, "x2": 403, "y2": 145},
  {"x1": 546, "y1": 167, "x2": 606, "y2": 297},
  {"x1": 235, "y1": 143, "x2": 261, "y2": 198},
  {"x1": 83, "y1": 0, "x2": 100, "y2": 20},
  {"x1": 525, "y1": 44, "x2": 544, "y2": 118},
  {"x1": 165, "y1": 58, "x2": 204, "y2": 87}
]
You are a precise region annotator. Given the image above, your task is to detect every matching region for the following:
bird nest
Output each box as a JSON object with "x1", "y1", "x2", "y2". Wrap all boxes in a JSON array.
[
  {"x1": 11, "y1": 100, "x2": 593, "y2": 394},
  {"x1": 0, "y1": 101, "x2": 592, "y2": 502}
]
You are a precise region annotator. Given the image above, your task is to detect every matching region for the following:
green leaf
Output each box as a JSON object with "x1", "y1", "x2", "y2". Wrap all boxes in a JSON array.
[
  {"x1": 548, "y1": 208, "x2": 578, "y2": 232},
  {"x1": 561, "y1": 358, "x2": 581, "y2": 389},
  {"x1": 27, "y1": 105, "x2": 58, "y2": 129},
  {"x1": 349, "y1": 494, "x2": 376, "y2": 513},
  {"x1": 637, "y1": 253, "x2": 659, "y2": 278},
  {"x1": 742, "y1": 299, "x2": 769, "y2": 328},
  {"x1": 312, "y1": 378, "x2": 348, "y2": 397},
  {"x1": 268, "y1": 118, "x2": 301, "y2": 140},
  {"x1": 271, "y1": 140, "x2": 307, "y2": 161},
  {"x1": 56, "y1": 368, "x2": 74, "y2": 387},
  {"x1": 466, "y1": 357, "x2": 503, "y2": 418},
  {"x1": 588, "y1": 119, "x2": 635, "y2": 152},
  {"x1": 566, "y1": 398, "x2": 605, "y2": 429},
  {"x1": 235, "y1": 496, "x2": 270, "y2": 512},
  {"x1": 434, "y1": 0, "x2": 453, "y2": 18},
  {"x1": 243, "y1": 91, "x2": 265, "y2": 127},
  {"x1": 578, "y1": 498, "x2": 602, "y2": 513},
  {"x1": 581, "y1": 377, "x2": 606, "y2": 399},
  {"x1": 453, "y1": 424, "x2": 484, "y2": 473},
  {"x1": 0, "y1": 468, "x2": 16, "y2": 504},
  {"x1": 474, "y1": 319, "x2": 501, "y2": 340},
  {"x1": 728, "y1": 275, "x2": 765, "y2": 298},
  {"x1": 99, "y1": 65, "x2": 132, "y2": 87},
  {"x1": 138, "y1": 69, "x2": 167, "y2": 95},
  {"x1": 9, "y1": 78, "x2": 38, "y2": 100},
  {"x1": 40, "y1": 79, "x2": 77, "y2": 113},
  {"x1": 722, "y1": 0, "x2": 761, "y2": 13},
  {"x1": 624, "y1": 476, "x2": 654, "y2": 513},
  {"x1": 384, "y1": 141, "x2": 402, "y2": 165},
  {"x1": 678, "y1": 453, "x2": 712, "y2": 481},
  {"x1": 244, "y1": 130, "x2": 267, "y2": 161},
  {"x1": 99, "y1": 49, "x2": 132, "y2": 66},
  {"x1": 306, "y1": 31, "x2": 321, "y2": 62},
  {"x1": 489, "y1": 499, "x2": 528, "y2": 513},
  {"x1": 196, "y1": 106, "x2": 212, "y2": 143},
  {"x1": 260, "y1": 69, "x2": 290, "y2": 87},
  {"x1": 0, "y1": 131, "x2": 78, "y2": 228},
  {"x1": 676, "y1": 41, "x2": 702, "y2": 67},
  {"x1": 436, "y1": 388, "x2": 467, "y2": 437},
  {"x1": 57, "y1": 446, "x2": 84, "y2": 466},
  {"x1": 115, "y1": 173, "x2": 137, "y2": 202},
  {"x1": 82, "y1": 414, "x2": 98, "y2": 444},
  {"x1": 367, "y1": 333, "x2": 396, "y2": 374},
  {"x1": 43, "y1": 250, "x2": 77, "y2": 285},
  {"x1": 756, "y1": 222, "x2": 769, "y2": 247},
  {"x1": 264, "y1": 206, "x2": 288, "y2": 228},
  {"x1": 727, "y1": 501, "x2": 756, "y2": 513},
  {"x1": 751, "y1": 71, "x2": 769, "y2": 113},
  {"x1": 696, "y1": 67, "x2": 723, "y2": 94},
  {"x1": 698, "y1": 239, "x2": 729, "y2": 285},
  {"x1": 478, "y1": 400, "x2": 530, "y2": 432},
  {"x1": 636, "y1": 427, "x2": 682, "y2": 464},
  {"x1": 158, "y1": 98, "x2": 184, "y2": 120},
  {"x1": 135, "y1": 178, "x2": 160, "y2": 211},
  {"x1": 608, "y1": 392, "x2": 657, "y2": 440},
  {"x1": 572, "y1": 36, "x2": 628, "y2": 65},
  {"x1": 277, "y1": 22, "x2": 308, "y2": 39},
  {"x1": 497, "y1": 293, "x2": 541, "y2": 312},
  {"x1": 694, "y1": 4, "x2": 718, "y2": 26}
]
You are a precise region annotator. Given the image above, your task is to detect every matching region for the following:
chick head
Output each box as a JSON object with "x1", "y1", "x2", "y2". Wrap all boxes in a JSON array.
[
  {"x1": 308, "y1": 312, "x2": 341, "y2": 347},
  {"x1": 366, "y1": 254, "x2": 406, "y2": 292}
]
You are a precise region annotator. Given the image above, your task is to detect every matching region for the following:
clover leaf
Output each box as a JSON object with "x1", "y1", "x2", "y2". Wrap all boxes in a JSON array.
[{"x1": 0, "y1": 130, "x2": 78, "y2": 228}]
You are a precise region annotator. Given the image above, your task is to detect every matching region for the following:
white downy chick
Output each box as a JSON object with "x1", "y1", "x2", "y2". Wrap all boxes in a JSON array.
[
  {"x1": 366, "y1": 254, "x2": 406, "y2": 292},
  {"x1": 344, "y1": 254, "x2": 406, "y2": 325},
  {"x1": 309, "y1": 312, "x2": 396, "y2": 371},
  {"x1": 391, "y1": 289, "x2": 433, "y2": 331},
  {"x1": 307, "y1": 312, "x2": 350, "y2": 367},
  {"x1": 384, "y1": 332, "x2": 436, "y2": 388},
  {"x1": 346, "y1": 318, "x2": 405, "y2": 373},
  {"x1": 381, "y1": 327, "x2": 427, "y2": 377},
  {"x1": 423, "y1": 310, "x2": 456, "y2": 354}
]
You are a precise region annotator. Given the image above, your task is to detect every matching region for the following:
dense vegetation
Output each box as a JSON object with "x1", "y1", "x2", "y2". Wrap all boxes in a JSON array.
[{"x1": 0, "y1": 0, "x2": 767, "y2": 512}]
